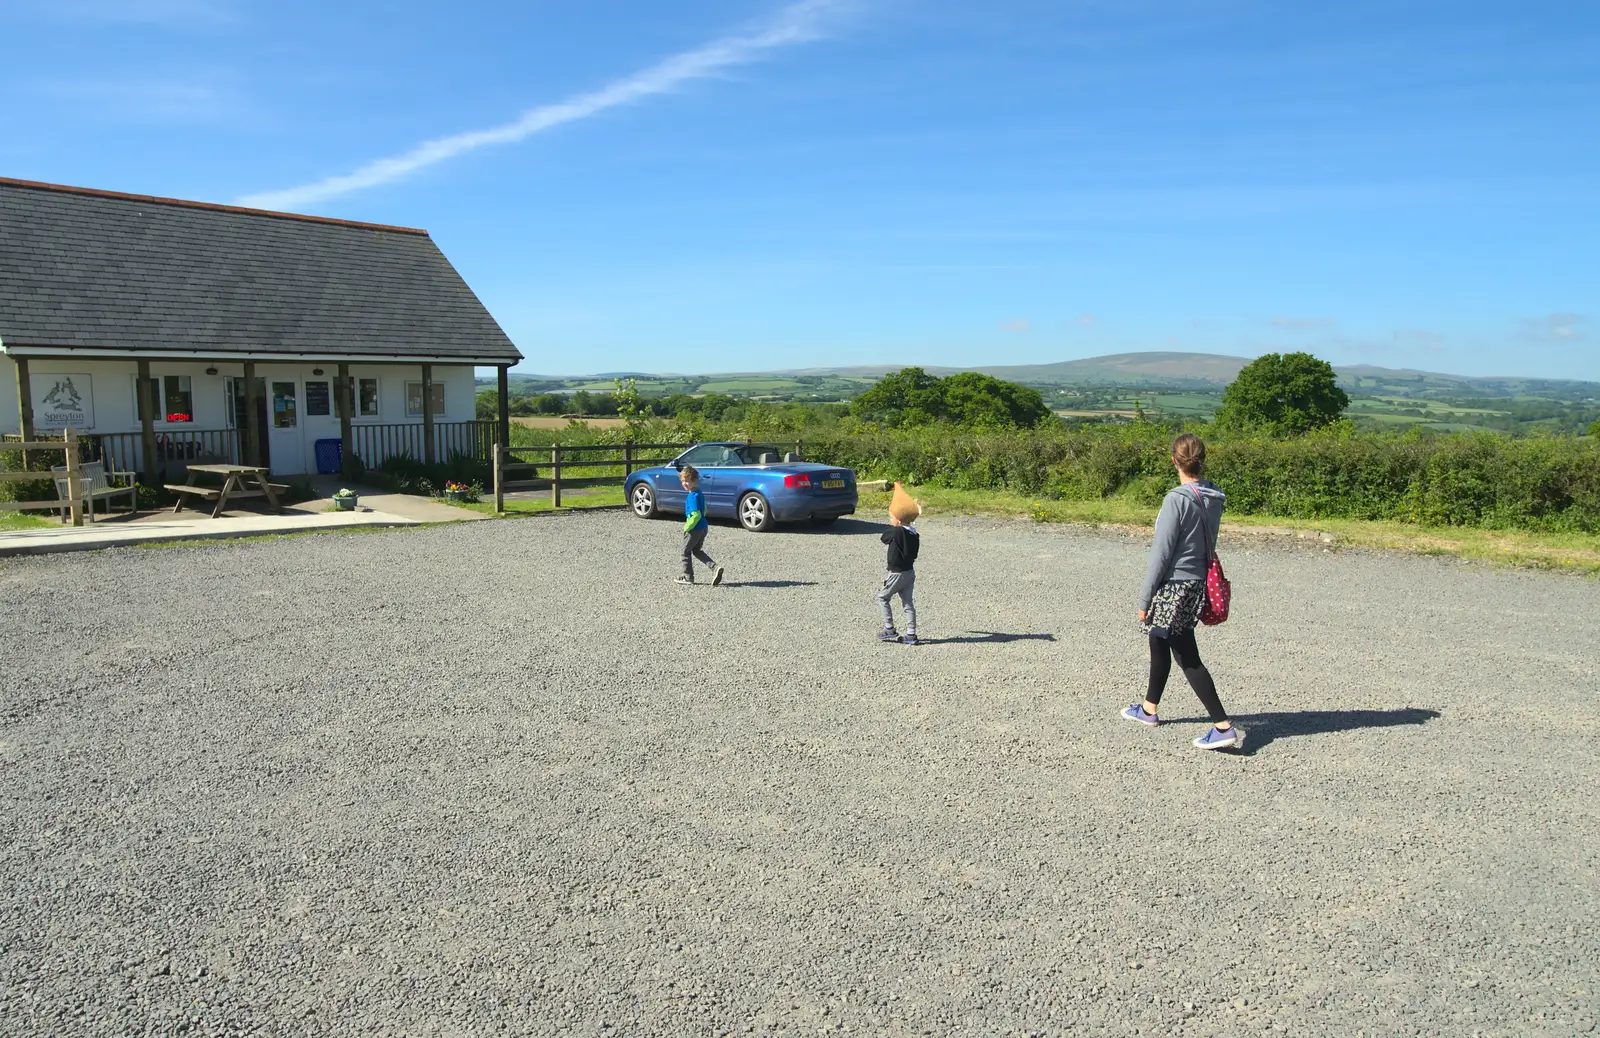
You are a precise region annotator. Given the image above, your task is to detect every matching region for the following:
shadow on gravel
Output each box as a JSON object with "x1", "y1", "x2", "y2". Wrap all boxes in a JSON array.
[
  {"x1": 1165, "y1": 707, "x2": 1442, "y2": 753},
  {"x1": 790, "y1": 518, "x2": 892, "y2": 535},
  {"x1": 920, "y1": 631, "x2": 1058, "y2": 645},
  {"x1": 719, "y1": 580, "x2": 820, "y2": 589}
]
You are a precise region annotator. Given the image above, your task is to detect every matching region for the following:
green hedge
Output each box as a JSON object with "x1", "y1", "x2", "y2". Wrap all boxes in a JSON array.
[{"x1": 804, "y1": 425, "x2": 1600, "y2": 533}]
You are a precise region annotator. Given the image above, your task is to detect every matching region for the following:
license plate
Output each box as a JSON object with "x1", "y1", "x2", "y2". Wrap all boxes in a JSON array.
[{"x1": 820, "y1": 479, "x2": 846, "y2": 489}]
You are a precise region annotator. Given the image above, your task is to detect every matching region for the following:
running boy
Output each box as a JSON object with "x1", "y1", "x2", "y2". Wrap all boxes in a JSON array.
[
  {"x1": 877, "y1": 483, "x2": 921, "y2": 644},
  {"x1": 676, "y1": 465, "x2": 724, "y2": 586}
]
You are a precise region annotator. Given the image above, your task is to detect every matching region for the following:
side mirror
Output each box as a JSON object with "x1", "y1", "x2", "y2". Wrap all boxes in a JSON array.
[{"x1": 671, "y1": 460, "x2": 682, "y2": 470}]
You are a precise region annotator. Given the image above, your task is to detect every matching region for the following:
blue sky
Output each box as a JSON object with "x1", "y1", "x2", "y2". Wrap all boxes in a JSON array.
[{"x1": 4, "y1": 0, "x2": 1597, "y2": 379}]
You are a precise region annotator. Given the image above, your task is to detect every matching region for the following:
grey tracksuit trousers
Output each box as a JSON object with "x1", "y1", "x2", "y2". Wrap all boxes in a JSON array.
[
  {"x1": 878, "y1": 569, "x2": 916, "y2": 634},
  {"x1": 682, "y1": 526, "x2": 715, "y2": 579}
]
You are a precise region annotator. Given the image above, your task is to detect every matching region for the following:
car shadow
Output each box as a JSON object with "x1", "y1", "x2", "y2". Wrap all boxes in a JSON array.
[
  {"x1": 719, "y1": 580, "x2": 820, "y2": 589},
  {"x1": 789, "y1": 517, "x2": 892, "y2": 535},
  {"x1": 1159, "y1": 707, "x2": 1441, "y2": 754},
  {"x1": 919, "y1": 631, "x2": 1058, "y2": 645}
]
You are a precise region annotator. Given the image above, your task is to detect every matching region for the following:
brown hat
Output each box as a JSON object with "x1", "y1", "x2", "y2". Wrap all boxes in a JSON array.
[{"x1": 890, "y1": 482, "x2": 922, "y2": 524}]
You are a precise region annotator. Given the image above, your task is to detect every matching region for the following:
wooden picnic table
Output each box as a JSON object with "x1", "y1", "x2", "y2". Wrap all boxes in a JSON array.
[{"x1": 165, "y1": 463, "x2": 286, "y2": 519}]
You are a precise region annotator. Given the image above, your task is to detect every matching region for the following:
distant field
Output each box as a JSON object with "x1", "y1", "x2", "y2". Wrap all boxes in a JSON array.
[{"x1": 512, "y1": 416, "x2": 629, "y2": 430}]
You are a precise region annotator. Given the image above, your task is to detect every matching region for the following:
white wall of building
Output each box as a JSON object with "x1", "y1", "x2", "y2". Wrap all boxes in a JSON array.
[{"x1": 1, "y1": 355, "x2": 479, "y2": 475}]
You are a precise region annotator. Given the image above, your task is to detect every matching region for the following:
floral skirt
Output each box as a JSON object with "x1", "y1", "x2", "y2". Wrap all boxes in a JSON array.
[{"x1": 1140, "y1": 579, "x2": 1204, "y2": 637}]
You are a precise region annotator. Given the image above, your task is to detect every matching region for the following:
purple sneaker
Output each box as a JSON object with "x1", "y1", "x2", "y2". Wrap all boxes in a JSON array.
[
  {"x1": 1121, "y1": 703, "x2": 1159, "y2": 727},
  {"x1": 877, "y1": 629, "x2": 901, "y2": 642},
  {"x1": 1194, "y1": 725, "x2": 1245, "y2": 751},
  {"x1": 902, "y1": 633, "x2": 920, "y2": 646}
]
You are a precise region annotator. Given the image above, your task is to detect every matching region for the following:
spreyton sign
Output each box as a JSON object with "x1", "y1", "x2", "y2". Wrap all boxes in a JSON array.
[{"x1": 32, "y1": 373, "x2": 95, "y2": 430}]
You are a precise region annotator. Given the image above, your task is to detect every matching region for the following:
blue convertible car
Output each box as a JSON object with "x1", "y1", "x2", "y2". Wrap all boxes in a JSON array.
[{"x1": 625, "y1": 442, "x2": 858, "y2": 532}]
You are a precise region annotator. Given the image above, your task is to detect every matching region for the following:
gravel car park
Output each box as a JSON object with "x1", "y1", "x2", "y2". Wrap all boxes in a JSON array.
[{"x1": 1, "y1": 510, "x2": 1596, "y2": 1036}]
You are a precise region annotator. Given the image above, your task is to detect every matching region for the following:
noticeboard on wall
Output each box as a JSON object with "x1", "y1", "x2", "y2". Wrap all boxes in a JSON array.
[
  {"x1": 305, "y1": 380, "x2": 331, "y2": 417},
  {"x1": 31, "y1": 373, "x2": 95, "y2": 430}
]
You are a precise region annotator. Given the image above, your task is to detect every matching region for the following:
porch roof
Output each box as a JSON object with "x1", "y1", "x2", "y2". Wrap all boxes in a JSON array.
[{"x1": 0, "y1": 178, "x2": 523, "y2": 366}]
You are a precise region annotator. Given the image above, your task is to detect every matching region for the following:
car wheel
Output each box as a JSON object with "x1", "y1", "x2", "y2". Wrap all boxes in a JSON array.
[
  {"x1": 630, "y1": 482, "x2": 658, "y2": 519},
  {"x1": 808, "y1": 515, "x2": 839, "y2": 527},
  {"x1": 738, "y1": 492, "x2": 773, "y2": 532}
]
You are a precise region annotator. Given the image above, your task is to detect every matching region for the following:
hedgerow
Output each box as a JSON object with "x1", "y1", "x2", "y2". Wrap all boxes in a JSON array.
[{"x1": 803, "y1": 425, "x2": 1600, "y2": 533}]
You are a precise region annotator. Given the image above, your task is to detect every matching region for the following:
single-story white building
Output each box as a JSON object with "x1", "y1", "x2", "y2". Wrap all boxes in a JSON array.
[{"x1": 1, "y1": 177, "x2": 521, "y2": 479}]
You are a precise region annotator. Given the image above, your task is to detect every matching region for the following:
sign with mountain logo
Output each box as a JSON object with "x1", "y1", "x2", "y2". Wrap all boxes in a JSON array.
[{"x1": 32, "y1": 373, "x2": 95, "y2": 430}]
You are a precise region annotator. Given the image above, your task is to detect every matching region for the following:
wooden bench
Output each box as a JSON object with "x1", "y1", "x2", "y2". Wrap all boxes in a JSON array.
[{"x1": 51, "y1": 461, "x2": 138, "y2": 523}]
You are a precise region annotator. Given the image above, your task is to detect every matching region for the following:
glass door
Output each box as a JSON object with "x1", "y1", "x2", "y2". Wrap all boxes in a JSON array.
[{"x1": 267, "y1": 379, "x2": 304, "y2": 474}]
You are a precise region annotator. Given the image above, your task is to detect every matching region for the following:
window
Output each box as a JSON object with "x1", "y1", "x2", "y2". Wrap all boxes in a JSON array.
[
  {"x1": 405, "y1": 381, "x2": 446, "y2": 417},
  {"x1": 134, "y1": 375, "x2": 194, "y2": 423},
  {"x1": 678, "y1": 444, "x2": 739, "y2": 468},
  {"x1": 272, "y1": 381, "x2": 298, "y2": 428},
  {"x1": 358, "y1": 378, "x2": 379, "y2": 418}
]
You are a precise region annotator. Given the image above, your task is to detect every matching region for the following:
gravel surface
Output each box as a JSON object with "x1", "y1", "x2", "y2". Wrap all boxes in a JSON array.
[{"x1": 1, "y1": 510, "x2": 1597, "y2": 1036}]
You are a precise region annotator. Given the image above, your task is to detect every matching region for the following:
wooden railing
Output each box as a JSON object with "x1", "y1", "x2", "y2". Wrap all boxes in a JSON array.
[
  {"x1": 348, "y1": 421, "x2": 494, "y2": 469},
  {"x1": 491, "y1": 441, "x2": 805, "y2": 511},
  {"x1": 90, "y1": 429, "x2": 238, "y2": 478}
]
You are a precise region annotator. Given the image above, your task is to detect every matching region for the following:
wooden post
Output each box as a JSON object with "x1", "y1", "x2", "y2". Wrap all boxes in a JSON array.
[
  {"x1": 497, "y1": 365, "x2": 510, "y2": 460},
  {"x1": 136, "y1": 360, "x2": 159, "y2": 483},
  {"x1": 551, "y1": 444, "x2": 562, "y2": 509},
  {"x1": 421, "y1": 363, "x2": 436, "y2": 467},
  {"x1": 13, "y1": 356, "x2": 35, "y2": 470},
  {"x1": 337, "y1": 361, "x2": 354, "y2": 479},
  {"x1": 623, "y1": 443, "x2": 633, "y2": 478},
  {"x1": 64, "y1": 428, "x2": 83, "y2": 527},
  {"x1": 796, "y1": 439, "x2": 804, "y2": 461},
  {"x1": 493, "y1": 442, "x2": 504, "y2": 513},
  {"x1": 242, "y1": 362, "x2": 260, "y2": 467}
]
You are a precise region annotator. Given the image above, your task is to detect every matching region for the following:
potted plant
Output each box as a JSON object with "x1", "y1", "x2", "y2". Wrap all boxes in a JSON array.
[
  {"x1": 331, "y1": 487, "x2": 359, "y2": 511},
  {"x1": 442, "y1": 480, "x2": 475, "y2": 504}
]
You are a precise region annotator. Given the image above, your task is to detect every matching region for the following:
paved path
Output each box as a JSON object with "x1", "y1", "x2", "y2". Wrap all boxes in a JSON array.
[
  {"x1": 0, "y1": 511, "x2": 1595, "y2": 1035},
  {"x1": 0, "y1": 508, "x2": 420, "y2": 556}
]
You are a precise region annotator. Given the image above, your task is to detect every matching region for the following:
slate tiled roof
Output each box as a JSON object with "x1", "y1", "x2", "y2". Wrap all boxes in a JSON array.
[{"x1": 0, "y1": 178, "x2": 522, "y2": 363}]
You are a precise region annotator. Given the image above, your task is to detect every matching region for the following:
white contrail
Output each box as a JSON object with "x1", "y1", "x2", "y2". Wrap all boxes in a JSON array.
[{"x1": 237, "y1": 0, "x2": 845, "y2": 212}]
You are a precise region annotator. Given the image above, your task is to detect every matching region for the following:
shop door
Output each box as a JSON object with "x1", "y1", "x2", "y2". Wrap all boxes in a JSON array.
[
  {"x1": 229, "y1": 377, "x2": 270, "y2": 468},
  {"x1": 300, "y1": 378, "x2": 339, "y2": 475},
  {"x1": 268, "y1": 379, "x2": 304, "y2": 474}
]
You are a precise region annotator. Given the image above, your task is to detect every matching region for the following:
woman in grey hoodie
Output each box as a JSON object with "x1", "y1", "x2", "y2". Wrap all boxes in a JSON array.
[{"x1": 1121, "y1": 434, "x2": 1244, "y2": 751}]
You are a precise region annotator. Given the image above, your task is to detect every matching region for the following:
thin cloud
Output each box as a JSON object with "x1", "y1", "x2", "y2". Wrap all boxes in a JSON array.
[
  {"x1": 1270, "y1": 316, "x2": 1336, "y2": 329},
  {"x1": 1522, "y1": 313, "x2": 1588, "y2": 342},
  {"x1": 238, "y1": 0, "x2": 850, "y2": 212},
  {"x1": 1078, "y1": 314, "x2": 1096, "y2": 326},
  {"x1": 999, "y1": 319, "x2": 1031, "y2": 332}
]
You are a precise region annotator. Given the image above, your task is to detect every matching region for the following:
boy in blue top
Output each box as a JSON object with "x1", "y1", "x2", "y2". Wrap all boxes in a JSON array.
[{"x1": 676, "y1": 465, "x2": 724, "y2": 586}]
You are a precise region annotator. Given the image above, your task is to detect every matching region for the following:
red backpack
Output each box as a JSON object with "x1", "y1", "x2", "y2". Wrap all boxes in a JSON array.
[{"x1": 1189, "y1": 485, "x2": 1231, "y2": 625}]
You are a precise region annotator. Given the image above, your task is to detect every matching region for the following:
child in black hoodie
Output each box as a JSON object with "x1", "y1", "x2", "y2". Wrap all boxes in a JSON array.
[{"x1": 877, "y1": 484, "x2": 922, "y2": 645}]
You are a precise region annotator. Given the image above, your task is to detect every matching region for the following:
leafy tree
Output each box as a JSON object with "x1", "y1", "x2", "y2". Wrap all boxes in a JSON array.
[
  {"x1": 613, "y1": 378, "x2": 648, "y2": 441},
  {"x1": 1215, "y1": 352, "x2": 1349, "y2": 435},
  {"x1": 851, "y1": 367, "x2": 946, "y2": 426},
  {"x1": 1589, "y1": 419, "x2": 1600, "y2": 438},
  {"x1": 533, "y1": 393, "x2": 565, "y2": 414},
  {"x1": 475, "y1": 389, "x2": 498, "y2": 421},
  {"x1": 570, "y1": 390, "x2": 595, "y2": 415},
  {"x1": 940, "y1": 372, "x2": 1052, "y2": 428},
  {"x1": 851, "y1": 367, "x2": 1050, "y2": 429}
]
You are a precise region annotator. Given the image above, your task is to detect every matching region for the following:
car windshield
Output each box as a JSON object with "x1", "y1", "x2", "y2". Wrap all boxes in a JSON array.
[{"x1": 739, "y1": 445, "x2": 785, "y2": 464}]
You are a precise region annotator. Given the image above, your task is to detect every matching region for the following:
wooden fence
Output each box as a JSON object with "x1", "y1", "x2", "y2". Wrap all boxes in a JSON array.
[
  {"x1": 490, "y1": 441, "x2": 805, "y2": 511},
  {"x1": 0, "y1": 429, "x2": 87, "y2": 525}
]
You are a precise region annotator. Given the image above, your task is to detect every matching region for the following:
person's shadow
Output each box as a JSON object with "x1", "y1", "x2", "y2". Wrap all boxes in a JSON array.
[
  {"x1": 719, "y1": 580, "x2": 819, "y2": 589},
  {"x1": 1162, "y1": 707, "x2": 1440, "y2": 753},
  {"x1": 919, "y1": 631, "x2": 1057, "y2": 645}
]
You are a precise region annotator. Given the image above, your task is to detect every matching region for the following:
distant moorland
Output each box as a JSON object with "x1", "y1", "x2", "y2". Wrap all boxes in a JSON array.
[{"x1": 479, "y1": 352, "x2": 1600, "y2": 436}]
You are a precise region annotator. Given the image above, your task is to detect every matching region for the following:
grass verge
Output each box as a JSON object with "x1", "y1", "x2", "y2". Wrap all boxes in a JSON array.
[
  {"x1": 0, "y1": 512, "x2": 53, "y2": 531},
  {"x1": 456, "y1": 487, "x2": 626, "y2": 517},
  {"x1": 859, "y1": 487, "x2": 1600, "y2": 575}
]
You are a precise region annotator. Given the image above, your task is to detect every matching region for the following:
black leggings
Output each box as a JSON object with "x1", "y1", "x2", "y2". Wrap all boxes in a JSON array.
[{"x1": 1147, "y1": 630, "x2": 1228, "y2": 724}]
